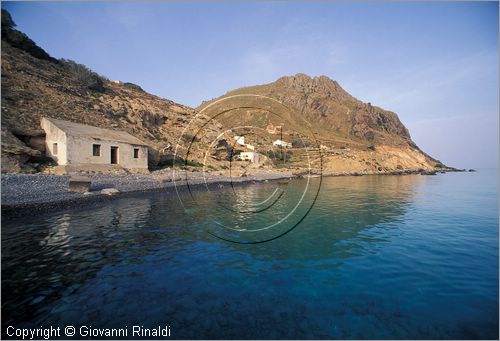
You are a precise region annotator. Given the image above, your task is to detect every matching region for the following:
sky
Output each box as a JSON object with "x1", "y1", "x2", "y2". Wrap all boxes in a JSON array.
[{"x1": 3, "y1": 1, "x2": 499, "y2": 169}]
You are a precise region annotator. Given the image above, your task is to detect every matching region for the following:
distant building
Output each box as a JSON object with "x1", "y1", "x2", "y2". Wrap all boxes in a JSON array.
[
  {"x1": 246, "y1": 144, "x2": 255, "y2": 151},
  {"x1": 234, "y1": 135, "x2": 245, "y2": 146},
  {"x1": 238, "y1": 152, "x2": 261, "y2": 163},
  {"x1": 111, "y1": 80, "x2": 122, "y2": 84},
  {"x1": 273, "y1": 139, "x2": 292, "y2": 148},
  {"x1": 41, "y1": 117, "x2": 148, "y2": 172}
]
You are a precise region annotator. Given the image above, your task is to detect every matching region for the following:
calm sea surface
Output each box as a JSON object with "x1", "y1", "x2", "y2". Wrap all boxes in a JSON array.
[{"x1": 2, "y1": 170, "x2": 498, "y2": 339}]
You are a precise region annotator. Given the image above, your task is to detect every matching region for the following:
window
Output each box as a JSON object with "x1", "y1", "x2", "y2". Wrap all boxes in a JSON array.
[
  {"x1": 133, "y1": 148, "x2": 139, "y2": 159},
  {"x1": 93, "y1": 144, "x2": 101, "y2": 156},
  {"x1": 52, "y1": 143, "x2": 58, "y2": 155}
]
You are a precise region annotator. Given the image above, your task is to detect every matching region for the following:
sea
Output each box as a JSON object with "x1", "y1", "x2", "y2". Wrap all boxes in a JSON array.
[{"x1": 2, "y1": 170, "x2": 498, "y2": 339}]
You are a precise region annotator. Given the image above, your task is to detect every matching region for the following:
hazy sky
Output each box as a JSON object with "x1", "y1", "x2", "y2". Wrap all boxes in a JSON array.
[{"x1": 3, "y1": 1, "x2": 498, "y2": 169}]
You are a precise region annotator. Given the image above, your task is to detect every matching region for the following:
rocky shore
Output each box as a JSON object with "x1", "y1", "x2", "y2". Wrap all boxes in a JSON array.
[
  {"x1": 1, "y1": 166, "x2": 465, "y2": 218},
  {"x1": 1, "y1": 169, "x2": 294, "y2": 216}
]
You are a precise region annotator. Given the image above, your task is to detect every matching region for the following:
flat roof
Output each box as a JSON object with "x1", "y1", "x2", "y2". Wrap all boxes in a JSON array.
[{"x1": 43, "y1": 117, "x2": 148, "y2": 146}]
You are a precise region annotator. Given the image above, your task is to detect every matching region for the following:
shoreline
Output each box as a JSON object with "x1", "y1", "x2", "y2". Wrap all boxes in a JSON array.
[
  {"x1": 1, "y1": 170, "x2": 294, "y2": 218},
  {"x1": 1, "y1": 179, "x2": 274, "y2": 219},
  {"x1": 1, "y1": 167, "x2": 463, "y2": 218}
]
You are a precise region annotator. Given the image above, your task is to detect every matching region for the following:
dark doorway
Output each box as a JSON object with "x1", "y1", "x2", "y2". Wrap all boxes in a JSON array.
[{"x1": 110, "y1": 146, "x2": 119, "y2": 164}]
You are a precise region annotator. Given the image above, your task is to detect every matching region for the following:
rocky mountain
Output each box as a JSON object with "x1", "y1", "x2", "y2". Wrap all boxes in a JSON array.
[
  {"x1": 200, "y1": 73, "x2": 416, "y2": 147},
  {"x1": 198, "y1": 74, "x2": 443, "y2": 174}
]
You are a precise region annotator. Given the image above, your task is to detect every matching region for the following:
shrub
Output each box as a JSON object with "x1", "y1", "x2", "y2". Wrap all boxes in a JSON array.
[
  {"x1": 181, "y1": 132, "x2": 200, "y2": 143},
  {"x1": 185, "y1": 160, "x2": 204, "y2": 167},
  {"x1": 2, "y1": 9, "x2": 57, "y2": 63},
  {"x1": 2, "y1": 9, "x2": 15, "y2": 30},
  {"x1": 153, "y1": 157, "x2": 203, "y2": 169},
  {"x1": 292, "y1": 137, "x2": 309, "y2": 148},
  {"x1": 124, "y1": 82, "x2": 144, "y2": 92},
  {"x1": 265, "y1": 150, "x2": 293, "y2": 163},
  {"x1": 59, "y1": 59, "x2": 106, "y2": 92}
]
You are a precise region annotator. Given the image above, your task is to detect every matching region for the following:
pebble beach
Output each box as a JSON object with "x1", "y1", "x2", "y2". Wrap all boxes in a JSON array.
[{"x1": 1, "y1": 169, "x2": 294, "y2": 214}]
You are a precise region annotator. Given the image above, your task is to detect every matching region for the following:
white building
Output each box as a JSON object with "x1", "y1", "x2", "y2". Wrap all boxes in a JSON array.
[
  {"x1": 41, "y1": 117, "x2": 148, "y2": 172},
  {"x1": 246, "y1": 144, "x2": 255, "y2": 151},
  {"x1": 234, "y1": 135, "x2": 245, "y2": 146},
  {"x1": 273, "y1": 139, "x2": 292, "y2": 148},
  {"x1": 238, "y1": 152, "x2": 261, "y2": 163}
]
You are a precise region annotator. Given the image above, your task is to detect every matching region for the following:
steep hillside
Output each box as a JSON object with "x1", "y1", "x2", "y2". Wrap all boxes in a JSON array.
[
  {"x1": 1, "y1": 10, "x2": 223, "y2": 173},
  {"x1": 198, "y1": 74, "x2": 444, "y2": 174}
]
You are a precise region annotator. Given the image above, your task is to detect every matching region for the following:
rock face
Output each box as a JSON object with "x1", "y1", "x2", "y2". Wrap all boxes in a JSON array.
[{"x1": 274, "y1": 74, "x2": 412, "y2": 144}]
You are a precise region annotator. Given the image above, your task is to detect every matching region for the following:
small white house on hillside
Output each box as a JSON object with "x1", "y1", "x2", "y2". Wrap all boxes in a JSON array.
[
  {"x1": 273, "y1": 139, "x2": 292, "y2": 148},
  {"x1": 238, "y1": 152, "x2": 261, "y2": 163},
  {"x1": 234, "y1": 136, "x2": 245, "y2": 146}
]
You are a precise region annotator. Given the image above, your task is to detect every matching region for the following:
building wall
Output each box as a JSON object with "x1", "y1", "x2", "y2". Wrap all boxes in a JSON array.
[
  {"x1": 40, "y1": 117, "x2": 148, "y2": 170},
  {"x1": 240, "y1": 152, "x2": 260, "y2": 163},
  {"x1": 273, "y1": 140, "x2": 292, "y2": 148},
  {"x1": 41, "y1": 117, "x2": 68, "y2": 164},
  {"x1": 234, "y1": 136, "x2": 245, "y2": 146},
  {"x1": 66, "y1": 136, "x2": 148, "y2": 169}
]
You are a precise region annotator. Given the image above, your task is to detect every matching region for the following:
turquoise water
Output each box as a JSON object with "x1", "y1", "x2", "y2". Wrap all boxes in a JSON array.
[{"x1": 2, "y1": 171, "x2": 498, "y2": 339}]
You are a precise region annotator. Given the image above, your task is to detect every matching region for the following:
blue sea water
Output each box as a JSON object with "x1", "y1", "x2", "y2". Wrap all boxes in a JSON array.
[{"x1": 2, "y1": 170, "x2": 498, "y2": 339}]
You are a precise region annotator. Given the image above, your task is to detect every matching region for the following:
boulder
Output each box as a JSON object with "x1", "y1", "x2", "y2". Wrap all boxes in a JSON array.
[
  {"x1": 101, "y1": 188, "x2": 119, "y2": 195},
  {"x1": 68, "y1": 175, "x2": 91, "y2": 193}
]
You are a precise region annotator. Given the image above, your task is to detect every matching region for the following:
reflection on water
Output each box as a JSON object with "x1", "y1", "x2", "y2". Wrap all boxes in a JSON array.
[{"x1": 2, "y1": 172, "x2": 498, "y2": 339}]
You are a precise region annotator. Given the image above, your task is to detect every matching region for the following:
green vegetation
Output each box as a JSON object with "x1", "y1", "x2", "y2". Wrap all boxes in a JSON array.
[
  {"x1": 59, "y1": 59, "x2": 106, "y2": 93},
  {"x1": 152, "y1": 157, "x2": 203, "y2": 170},
  {"x1": 123, "y1": 82, "x2": 144, "y2": 92},
  {"x1": 291, "y1": 137, "x2": 310, "y2": 148},
  {"x1": 265, "y1": 150, "x2": 293, "y2": 165},
  {"x1": 185, "y1": 159, "x2": 204, "y2": 167}
]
